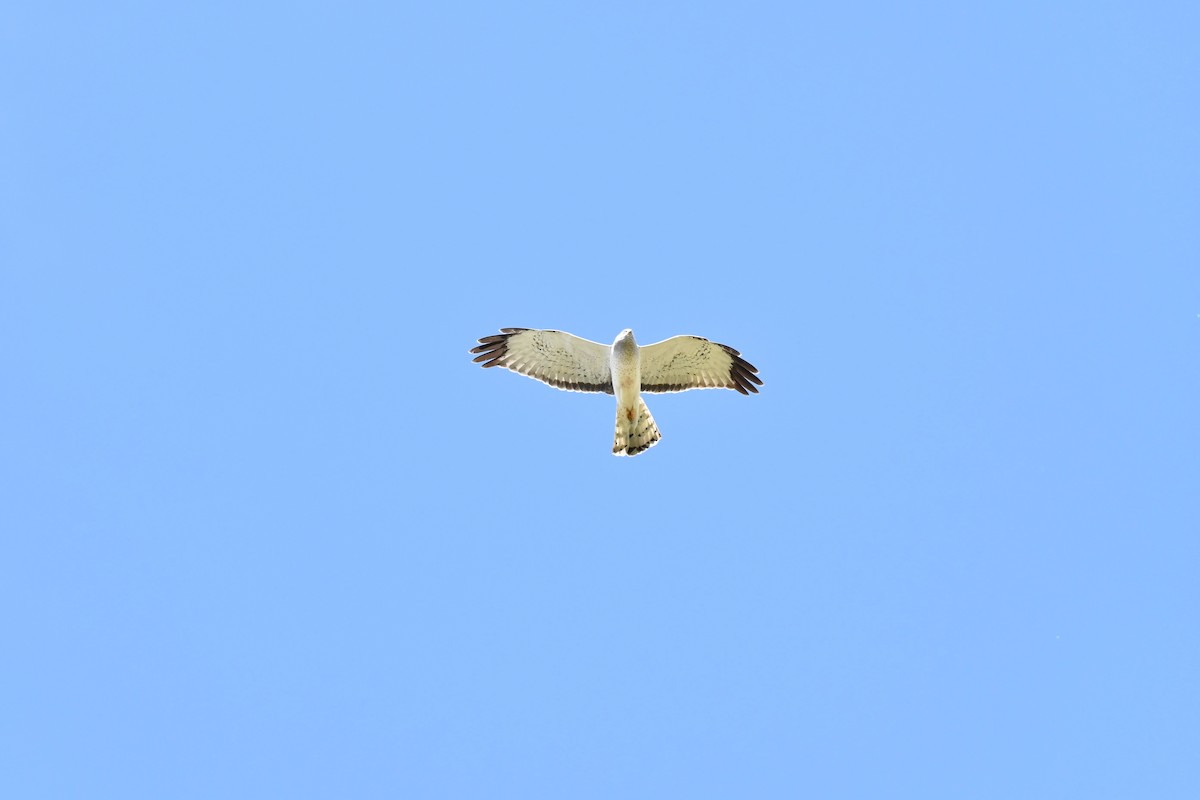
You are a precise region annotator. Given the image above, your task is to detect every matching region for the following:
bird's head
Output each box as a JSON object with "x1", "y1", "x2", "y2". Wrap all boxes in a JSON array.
[{"x1": 613, "y1": 328, "x2": 636, "y2": 348}]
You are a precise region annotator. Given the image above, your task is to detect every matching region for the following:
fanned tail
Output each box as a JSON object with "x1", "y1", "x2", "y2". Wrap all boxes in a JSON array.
[{"x1": 613, "y1": 397, "x2": 661, "y2": 457}]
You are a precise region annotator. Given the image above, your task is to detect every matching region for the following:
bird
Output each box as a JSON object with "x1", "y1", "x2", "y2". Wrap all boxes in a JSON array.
[{"x1": 470, "y1": 328, "x2": 762, "y2": 456}]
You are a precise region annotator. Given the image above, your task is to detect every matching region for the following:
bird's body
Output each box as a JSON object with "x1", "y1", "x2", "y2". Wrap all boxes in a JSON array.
[
  {"x1": 608, "y1": 329, "x2": 660, "y2": 456},
  {"x1": 471, "y1": 327, "x2": 761, "y2": 456}
]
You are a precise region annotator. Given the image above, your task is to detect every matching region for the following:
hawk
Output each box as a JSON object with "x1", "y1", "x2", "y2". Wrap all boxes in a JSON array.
[{"x1": 470, "y1": 328, "x2": 762, "y2": 456}]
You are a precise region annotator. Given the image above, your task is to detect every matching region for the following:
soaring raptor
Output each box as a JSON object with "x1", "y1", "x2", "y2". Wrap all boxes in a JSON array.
[{"x1": 470, "y1": 328, "x2": 762, "y2": 456}]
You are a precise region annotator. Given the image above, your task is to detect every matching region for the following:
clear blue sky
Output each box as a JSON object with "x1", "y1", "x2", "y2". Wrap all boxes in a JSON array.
[{"x1": 2, "y1": 2, "x2": 1197, "y2": 797}]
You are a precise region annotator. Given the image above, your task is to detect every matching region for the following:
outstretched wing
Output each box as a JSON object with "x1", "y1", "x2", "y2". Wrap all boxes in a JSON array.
[
  {"x1": 471, "y1": 328, "x2": 614, "y2": 394},
  {"x1": 640, "y1": 335, "x2": 763, "y2": 395}
]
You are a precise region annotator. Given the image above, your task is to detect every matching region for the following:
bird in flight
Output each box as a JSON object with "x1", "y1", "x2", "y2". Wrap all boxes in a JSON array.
[{"x1": 470, "y1": 328, "x2": 762, "y2": 456}]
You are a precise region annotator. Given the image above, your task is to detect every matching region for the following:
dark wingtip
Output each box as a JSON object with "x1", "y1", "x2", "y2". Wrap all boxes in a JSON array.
[
  {"x1": 720, "y1": 344, "x2": 761, "y2": 394},
  {"x1": 472, "y1": 328, "x2": 519, "y2": 362},
  {"x1": 472, "y1": 329, "x2": 515, "y2": 366}
]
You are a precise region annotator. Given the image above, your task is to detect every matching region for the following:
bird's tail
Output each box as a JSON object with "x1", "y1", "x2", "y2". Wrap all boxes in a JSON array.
[{"x1": 613, "y1": 396, "x2": 661, "y2": 457}]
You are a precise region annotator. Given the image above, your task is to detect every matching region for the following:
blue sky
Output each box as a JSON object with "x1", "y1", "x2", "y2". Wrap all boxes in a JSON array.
[{"x1": 2, "y1": 2, "x2": 1197, "y2": 797}]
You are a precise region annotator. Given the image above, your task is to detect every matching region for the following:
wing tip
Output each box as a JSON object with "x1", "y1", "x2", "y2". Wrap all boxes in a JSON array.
[
  {"x1": 471, "y1": 328, "x2": 526, "y2": 362},
  {"x1": 471, "y1": 329, "x2": 517, "y2": 366},
  {"x1": 718, "y1": 341, "x2": 761, "y2": 394}
]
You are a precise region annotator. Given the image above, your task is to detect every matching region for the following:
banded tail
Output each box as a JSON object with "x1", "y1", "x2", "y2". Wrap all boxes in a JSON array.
[{"x1": 613, "y1": 396, "x2": 661, "y2": 457}]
